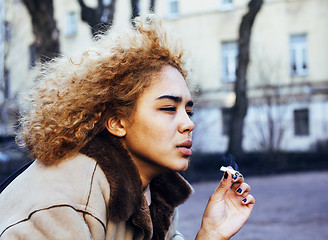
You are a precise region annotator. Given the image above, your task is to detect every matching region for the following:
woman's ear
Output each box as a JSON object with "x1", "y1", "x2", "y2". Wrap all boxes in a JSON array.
[{"x1": 105, "y1": 117, "x2": 127, "y2": 137}]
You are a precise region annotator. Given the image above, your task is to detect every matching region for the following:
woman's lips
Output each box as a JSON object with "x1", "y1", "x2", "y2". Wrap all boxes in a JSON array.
[{"x1": 177, "y1": 140, "x2": 192, "y2": 156}]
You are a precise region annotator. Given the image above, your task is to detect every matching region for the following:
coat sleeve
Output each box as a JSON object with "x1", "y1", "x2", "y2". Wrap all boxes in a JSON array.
[
  {"x1": 0, "y1": 205, "x2": 105, "y2": 240},
  {"x1": 166, "y1": 209, "x2": 185, "y2": 240},
  {"x1": 171, "y1": 232, "x2": 185, "y2": 240}
]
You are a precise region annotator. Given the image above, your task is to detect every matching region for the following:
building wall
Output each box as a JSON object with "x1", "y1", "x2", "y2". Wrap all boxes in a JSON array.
[
  {"x1": 54, "y1": 0, "x2": 93, "y2": 54},
  {"x1": 3, "y1": 0, "x2": 34, "y2": 99},
  {"x1": 1, "y1": 0, "x2": 36, "y2": 135},
  {"x1": 2, "y1": 0, "x2": 328, "y2": 152},
  {"x1": 153, "y1": 0, "x2": 328, "y2": 152}
]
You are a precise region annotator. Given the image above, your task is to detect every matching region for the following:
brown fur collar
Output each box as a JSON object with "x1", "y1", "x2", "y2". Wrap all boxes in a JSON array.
[{"x1": 80, "y1": 130, "x2": 193, "y2": 240}]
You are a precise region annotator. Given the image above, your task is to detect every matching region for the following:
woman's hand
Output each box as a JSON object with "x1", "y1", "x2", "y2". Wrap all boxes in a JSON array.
[{"x1": 195, "y1": 167, "x2": 255, "y2": 240}]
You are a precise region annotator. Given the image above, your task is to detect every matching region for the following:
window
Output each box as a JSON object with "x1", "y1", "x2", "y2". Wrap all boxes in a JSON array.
[
  {"x1": 290, "y1": 34, "x2": 308, "y2": 76},
  {"x1": 221, "y1": 41, "x2": 238, "y2": 82},
  {"x1": 220, "y1": 0, "x2": 234, "y2": 11},
  {"x1": 167, "y1": 0, "x2": 179, "y2": 18},
  {"x1": 222, "y1": 108, "x2": 231, "y2": 136},
  {"x1": 4, "y1": 69, "x2": 10, "y2": 99},
  {"x1": 102, "y1": 0, "x2": 111, "y2": 6},
  {"x1": 101, "y1": 9, "x2": 110, "y2": 23},
  {"x1": 4, "y1": 22, "x2": 12, "y2": 42},
  {"x1": 29, "y1": 44, "x2": 37, "y2": 68},
  {"x1": 65, "y1": 12, "x2": 77, "y2": 37},
  {"x1": 294, "y1": 108, "x2": 309, "y2": 136}
]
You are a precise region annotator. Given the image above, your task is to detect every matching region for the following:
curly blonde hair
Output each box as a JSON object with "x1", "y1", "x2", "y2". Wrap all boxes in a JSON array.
[{"x1": 17, "y1": 15, "x2": 189, "y2": 166}]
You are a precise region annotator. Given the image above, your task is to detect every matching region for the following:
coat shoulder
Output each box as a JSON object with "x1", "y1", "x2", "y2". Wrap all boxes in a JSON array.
[{"x1": 0, "y1": 154, "x2": 110, "y2": 235}]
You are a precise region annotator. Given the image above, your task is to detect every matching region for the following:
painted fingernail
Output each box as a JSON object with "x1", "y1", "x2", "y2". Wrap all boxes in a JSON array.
[
  {"x1": 243, "y1": 198, "x2": 247, "y2": 203},
  {"x1": 224, "y1": 171, "x2": 228, "y2": 179},
  {"x1": 237, "y1": 188, "x2": 242, "y2": 194},
  {"x1": 232, "y1": 175, "x2": 238, "y2": 180}
]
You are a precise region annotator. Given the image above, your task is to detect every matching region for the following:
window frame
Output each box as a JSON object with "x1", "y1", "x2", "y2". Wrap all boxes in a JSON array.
[
  {"x1": 221, "y1": 41, "x2": 238, "y2": 82},
  {"x1": 290, "y1": 34, "x2": 308, "y2": 76},
  {"x1": 102, "y1": 0, "x2": 111, "y2": 6},
  {"x1": 4, "y1": 21, "x2": 12, "y2": 42},
  {"x1": 29, "y1": 44, "x2": 37, "y2": 69},
  {"x1": 4, "y1": 69, "x2": 10, "y2": 99},
  {"x1": 219, "y1": 0, "x2": 234, "y2": 11},
  {"x1": 65, "y1": 12, "x2": 77, "y2": 37},
  {"x1": 167, "y1": 0, "x2": 179, "y2": 19},
  {"x1": 222, "y1": 108, "x2": 231, "y2": 136},
  {"x1": 293, "y1": 108, "x2": 310, "y2": 136}
]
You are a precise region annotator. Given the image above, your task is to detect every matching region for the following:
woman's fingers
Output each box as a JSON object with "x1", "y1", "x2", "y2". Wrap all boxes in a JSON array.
[
  {"x1": 215, "y1": 167, "x2": 243, "y2": 191},
  {"x1": 235, "y1": 182, "x2": 251, "y2": 199},
  {"x1": 241, "y1": 194, "x2": 255, "y2": 209},
  {"x1": 199, "y1": 167, "x2": 255, "y2": 239},
  {"x1": 213, "y1": 167, "x2": 255, "y2": 209},
  {"x1": 212, "y1": 168, "x2": 239, "y2": 201},
  {"x1": 212, "y1": 171, "x2": 233, "y2": 201},
  {"x1": 230, "y1": 170, "x2": 245, "y2": 192},
  {"x1": 223, "y1": 168, "x2": 255, "y2": 210},
  {"x1": 231, "y1": 177, "x2": 255, "y2": 208}
]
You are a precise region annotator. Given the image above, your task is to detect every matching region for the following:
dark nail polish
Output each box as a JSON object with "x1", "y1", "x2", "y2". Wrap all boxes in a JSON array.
[
  {"x1": 243, "y1": 198, "x2": 247, "y2": 203},
  {"x1": 237, "y1": 188, "x2": 242, "y2": 194},
  {"x1": 232, "y1": 175, "x2": 237, "y2": 180},
  {"x1": 224, "y1": 171, "x2": 228, "y2": 179}
]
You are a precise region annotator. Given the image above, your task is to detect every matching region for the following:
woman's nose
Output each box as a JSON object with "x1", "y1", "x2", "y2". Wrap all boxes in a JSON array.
[{"x1": 178, "y1": 112, "x2": 195, "y2": 133}]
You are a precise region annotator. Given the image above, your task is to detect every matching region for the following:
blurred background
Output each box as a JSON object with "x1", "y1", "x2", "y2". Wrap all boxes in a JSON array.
[{"x1": 1, "y1": 0, "x2": 328, "y2": 239}]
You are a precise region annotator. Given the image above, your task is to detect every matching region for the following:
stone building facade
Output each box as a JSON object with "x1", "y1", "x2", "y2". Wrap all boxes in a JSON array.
[{"x1": 1, "y1": 0, "x2": 327, "y2": 152}]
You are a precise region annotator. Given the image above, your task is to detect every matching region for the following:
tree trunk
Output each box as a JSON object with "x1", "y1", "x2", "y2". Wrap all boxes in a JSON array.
[
  {"x1": 227, "y1": 0, "x2": 263, "y2": 156},
  {"x1": 22, "y1": 0, "x2": 60, "y2": 63},
  {"x1": 131, "y1": 0, "x2": 140, "y2": 26},
  {"x1": 149, "y1": 0, "x2": 156, "y2": 12},
  {"x1": 78, "y1": 0, "x2": 155, "y2": 36},
  {"x1": 131, "y1": 0, "x2": 156, "y2": 24},
  {"x1": 131, "y1": 0, "x2": 140, "y2": 20},
  {"x1": 78, "y1": 0, "x2": 117, "y2": 36}
]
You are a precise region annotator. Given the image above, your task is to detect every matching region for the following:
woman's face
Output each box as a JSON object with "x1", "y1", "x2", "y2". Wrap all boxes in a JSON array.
[{"x1": 121, "y1": 65, "x2": 195, "y2": 177}]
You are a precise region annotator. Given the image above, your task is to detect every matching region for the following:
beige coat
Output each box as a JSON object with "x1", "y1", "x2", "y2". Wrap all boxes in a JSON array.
[{"x1": 0, "y1": 131, "x2": 192, "y2": 240}]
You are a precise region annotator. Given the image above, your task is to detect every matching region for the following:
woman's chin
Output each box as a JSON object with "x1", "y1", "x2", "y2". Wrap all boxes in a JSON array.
[{"x1": 175, "y1": 158, "x2": 190, "y2": 172}]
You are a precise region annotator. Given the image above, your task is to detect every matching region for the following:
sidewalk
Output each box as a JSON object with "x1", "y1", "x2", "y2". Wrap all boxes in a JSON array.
[{"x1": 177, "y1": 171, "x2": 328, "y2": 240}]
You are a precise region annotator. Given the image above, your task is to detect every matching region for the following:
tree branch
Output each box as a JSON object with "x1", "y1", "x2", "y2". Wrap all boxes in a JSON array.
[
  {"x1": 78, "y1": 0, "x2": 117, "y2": 36},
  {"x1": 22, "y1": 0, "x2": 60, "y2": 63}
]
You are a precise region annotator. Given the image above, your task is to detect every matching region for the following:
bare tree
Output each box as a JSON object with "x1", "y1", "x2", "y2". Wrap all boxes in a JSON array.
[
  {"x1": 79, "y1": 0, "x2": 156, "y2": 36},
  {"x1": 149, "y1": 0, "x2": 156, "y2": 12},
  {"x1": 246, "y1": 54, "x2": 288, "y2": 152},
  {"x1": 131, "y1": 0, "x2": 140, "y2": 22},
  {"x1": 227, "y1": 0, "x2": 263, "y2": 156},
  {"x1": 249, "y1": 87, "x2": 288, "y2": 152},
  {"x1": 22, "y1": 0, "x2": 60, "y2": 63},
  {"x1": 131, "y1": 0, "x2": 156, "y2": 23},
  {"x1": 78, "y1": 0, "x2": 117, "y2": 37}
]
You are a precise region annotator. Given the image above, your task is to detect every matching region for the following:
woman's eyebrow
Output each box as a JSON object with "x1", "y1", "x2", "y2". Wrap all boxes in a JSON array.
[
  {"x1": 156, "y1": 95, "x2": 193, "y2": 107},
  {"x1": 157, "y1": 95, "x2": 181, "y2": 102}
]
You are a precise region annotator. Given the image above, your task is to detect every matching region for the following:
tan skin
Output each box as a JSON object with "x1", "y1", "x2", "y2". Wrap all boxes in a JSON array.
[{"x1": 106, "y1": 65, "x2": 255, "y2": 239}]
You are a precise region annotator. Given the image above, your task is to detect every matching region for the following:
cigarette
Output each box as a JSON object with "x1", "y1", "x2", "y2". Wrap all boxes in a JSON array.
[{"x1": 220, "y1": 166, "x2": 243, "y2": 178}]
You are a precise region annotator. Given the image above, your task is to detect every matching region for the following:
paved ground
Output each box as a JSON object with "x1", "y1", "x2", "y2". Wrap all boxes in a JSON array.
[{"x1": 177, "y1": 171, "x2": 328, "y2": 240}]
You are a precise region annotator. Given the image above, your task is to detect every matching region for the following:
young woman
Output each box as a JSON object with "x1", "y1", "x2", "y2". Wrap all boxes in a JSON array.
[{"x1": 0, "y1": 15, "x2": 254, "y2": 240}]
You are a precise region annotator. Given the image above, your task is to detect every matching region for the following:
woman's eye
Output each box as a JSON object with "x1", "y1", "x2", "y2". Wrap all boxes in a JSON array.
[
  {"x1": 159, "y1": 107, "x2": 193, "y2": 117},
  {"x1": 187, "y1": 111, "x2": 194, "y2": 117},
  {"x1": 159, "y1": 107, "x2": 176, "y2": 112}
]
